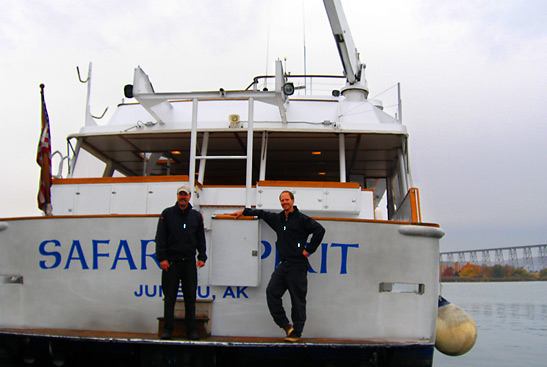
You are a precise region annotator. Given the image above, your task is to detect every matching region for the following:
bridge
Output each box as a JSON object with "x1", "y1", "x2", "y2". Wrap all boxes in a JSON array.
[{"x1": 440, "y1": 244, "x2": 547, "y2": 272}]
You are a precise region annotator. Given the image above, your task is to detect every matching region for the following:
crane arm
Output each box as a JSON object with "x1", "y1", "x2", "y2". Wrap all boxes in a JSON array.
[{"x1": 323, "y1": 0, "x2": 362, "y2": 84}]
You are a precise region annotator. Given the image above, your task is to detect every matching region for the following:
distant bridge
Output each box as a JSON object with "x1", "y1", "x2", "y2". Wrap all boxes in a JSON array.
[{"x1": 440, "y1": 244, "x2": 547, "y2": 272}]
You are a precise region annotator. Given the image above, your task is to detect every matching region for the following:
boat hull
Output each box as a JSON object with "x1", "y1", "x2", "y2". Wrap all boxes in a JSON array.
[
  {"x1": 0, "y1": 328, "x2": 434, "y2": 367},
  {"x1": 0, "y1": 215, "x2": 439, "y2": 362}
]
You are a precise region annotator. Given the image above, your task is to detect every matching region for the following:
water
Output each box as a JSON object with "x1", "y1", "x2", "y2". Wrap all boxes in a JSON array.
[{"x1": 433, "y1": 281, "x2": 547, "y2": 367}]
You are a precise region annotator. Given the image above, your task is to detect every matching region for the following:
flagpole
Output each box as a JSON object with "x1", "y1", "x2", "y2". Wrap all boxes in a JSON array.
[{"x1": 37, "y1": 84, "x2": 53, "y2": 216}]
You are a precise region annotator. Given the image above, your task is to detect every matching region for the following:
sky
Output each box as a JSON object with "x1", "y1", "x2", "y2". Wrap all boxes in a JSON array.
[{"x1": 0, "y1": 0, "x2": 546, "y2": 252}]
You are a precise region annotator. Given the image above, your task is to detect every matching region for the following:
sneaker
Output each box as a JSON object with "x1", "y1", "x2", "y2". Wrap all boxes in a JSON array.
[
  {"x1": 160, "y1": 330, "x2": 172, "y2": 340},
  {"x1": 282, "y1": 324, "x2": 294, "y2": 337},
  {"x1": 187, "y1": 330, "x2": 199, "y2": 341},
  {"x1": 284, "y1": 330, "x2": 301, "y2": 342}
]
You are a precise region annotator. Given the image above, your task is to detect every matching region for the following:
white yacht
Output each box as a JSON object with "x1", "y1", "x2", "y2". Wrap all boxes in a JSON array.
[{"x1": 0, "y1": 1, "x2": 444, "y2": 365}]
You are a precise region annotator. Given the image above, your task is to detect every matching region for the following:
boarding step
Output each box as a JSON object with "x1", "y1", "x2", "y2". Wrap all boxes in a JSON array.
[
  {"x1": 157, "y1": 317, "x2": 210, "y2": 339},
  {"x1": 157, "y1": 299, "x2": 213, "y2": 338}
]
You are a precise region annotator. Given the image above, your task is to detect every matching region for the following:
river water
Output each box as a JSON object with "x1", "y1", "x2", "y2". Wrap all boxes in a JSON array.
[{"x1": 433, "y1": 281, "x2": 547, "y2": 366}]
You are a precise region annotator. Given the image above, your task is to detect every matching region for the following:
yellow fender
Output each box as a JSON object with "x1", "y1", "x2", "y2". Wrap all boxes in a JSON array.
[{"x1": 435, "y1": 297, "x2": 477, "y2": 356}]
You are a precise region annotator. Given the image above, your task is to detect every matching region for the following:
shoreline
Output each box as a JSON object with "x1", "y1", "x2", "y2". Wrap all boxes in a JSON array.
[{"x1": 440, "y1": 277, "x2": 547, "y2": 283}]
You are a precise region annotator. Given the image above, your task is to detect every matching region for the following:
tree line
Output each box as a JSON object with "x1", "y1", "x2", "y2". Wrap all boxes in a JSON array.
[{"x1": 440, "y1": 262, "x2": 547, "y2": 281}]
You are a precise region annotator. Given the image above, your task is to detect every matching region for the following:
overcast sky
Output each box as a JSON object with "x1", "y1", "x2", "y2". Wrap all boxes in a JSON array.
[{"x1": 1, "y1": 0, "x2": 545, "y2": 252}]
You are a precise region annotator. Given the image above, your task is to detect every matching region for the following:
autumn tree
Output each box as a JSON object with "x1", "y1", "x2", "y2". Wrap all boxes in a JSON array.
[
  {"x1": 491, "y1": 264, "x2": 506, "y2": 278},
  {"x1": 512, "y1": 267, "x2": 529, "y2": 277},
  {"x1": 459, "y1": 263, "x2": 483, "y2": 278},
  {"x1": 442, "y1": 266, "x2": 456, "y2": 277}
]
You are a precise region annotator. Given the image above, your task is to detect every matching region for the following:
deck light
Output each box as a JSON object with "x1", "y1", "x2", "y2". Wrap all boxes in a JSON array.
[
  {"x1": 312, "y1": 151, "x2": 322, "y2": 155},
  {"x1": 283, "y1": 82, "x2": 295, "y2": 96},
  {"x1": 124, "y1": 85, "x2": 133, "y2": 98}
]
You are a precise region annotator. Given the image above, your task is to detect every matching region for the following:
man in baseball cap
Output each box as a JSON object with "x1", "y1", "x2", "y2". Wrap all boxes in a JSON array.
[
  {"x1": 177, "y1": 186, "x2": 191, "y2": 195},
  {"x1": 155, "y1": 184, "x2": 206, "y2": 340}
]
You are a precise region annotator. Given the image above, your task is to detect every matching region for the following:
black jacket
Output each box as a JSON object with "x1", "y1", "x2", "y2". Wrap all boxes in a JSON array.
[
  {"x1": 155, "y1": 203, "x2": 207, "y2": 263},
  {"x1": 243, "y1": 206, "x2": 325, "y2": 263}
]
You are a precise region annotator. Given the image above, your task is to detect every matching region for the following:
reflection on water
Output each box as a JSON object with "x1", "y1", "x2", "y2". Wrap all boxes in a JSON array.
[{"x1": 433, "y1": 282, "x2": 547, "y2": 367}]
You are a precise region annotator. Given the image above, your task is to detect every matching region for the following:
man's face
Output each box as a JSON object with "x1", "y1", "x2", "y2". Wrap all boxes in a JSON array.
[
  {"x1": 279, "y1": 192, "x2": 294, "y2": 212},
  {"x1": 177, "y1": 191, "x2": 190, "y2": 209}
]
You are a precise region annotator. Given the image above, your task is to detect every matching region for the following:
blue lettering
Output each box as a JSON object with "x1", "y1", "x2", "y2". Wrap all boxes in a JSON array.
[
  {"x1": 134, "y1": 284, "x2": 213, "y2": 299},
  {"x1": 38, "y1": 239, "x2": 362, "y2": 275},
  {"x1": 141, "y1": 240, "x2": 159, "y2": 270},
  {"x1": 307, "y1": 241, "x2": 318, "y2": 273},
  {"x1": 331, "y1": 243, "x2": 359, "y2": 274},
  {"x1": 92, "y1": 240, "x2": 110, "y2": 270},
  {"x1": 261, "y1": 240, "x2": 272, "y2": 259},
  {"x1": 111, "y1": 240, "x2": 137, "y2": 270},
  {"x1": 198, "y1": 286, "x2": 211, "y2": 298},
  {"x1": 145, "y1": 285, "x2": 157, "y2": 297},
  {"x1": 236, "y1": 287, "x2": 248, "y2": 298},
  {"x1": 64, "y1": 240, "x2": 89, "y2": 270},
  {"x1": 223, "y1": 287, "x2": 236, "y2": 298},
  {"x1": 39, "y1": 240, "x2": 62, "y2": 269},
  {"x1": 320, "y1": 242, "x2": 328, "y2": 273}
]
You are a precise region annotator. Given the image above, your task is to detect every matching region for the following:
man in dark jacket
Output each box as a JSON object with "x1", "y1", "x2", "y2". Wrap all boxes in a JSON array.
[
  {"x1": 232, "y1": 190, "x2": 325, "y2": 342},
  {"x1": 155, "y1": 186, "x2": 207, "y2": 340}
]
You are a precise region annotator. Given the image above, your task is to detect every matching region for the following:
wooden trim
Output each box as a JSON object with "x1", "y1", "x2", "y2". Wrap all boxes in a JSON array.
[
  {"x1": 0, "y1": 213, "x2": 439, "y2": 227},
  {"x1": 199, "y1": 185, "x2": 253, "y2": 189},
  {"x1": 52, "y1": 175, "x2": 190, "y2": 185},
  {"x1": 213, "y1": 215, "x2": 255, "y2": 220},
  {"x1": 312, "y1": 216, "x2": 439, "y2": 227},
  {"x1": 214, "y1": 214, "x2": 439, "y2": 227},
  {"x1": 0, "y1": 214, "x2": 160, "y2": 221},
  {"x1": 409, "y1": 188, "x2": 422, "y2": 223},
  {"x1": 258, "y1": 180, "x2": 360, "y2": 189}
]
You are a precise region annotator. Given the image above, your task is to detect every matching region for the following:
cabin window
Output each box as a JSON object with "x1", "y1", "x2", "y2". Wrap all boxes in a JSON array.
[
  {"x1": 263, "y1": 133, "x2": 341, "y2": 182},
  {"x1": 390, "y1": 170, "x2": 402, "y2": 211}
]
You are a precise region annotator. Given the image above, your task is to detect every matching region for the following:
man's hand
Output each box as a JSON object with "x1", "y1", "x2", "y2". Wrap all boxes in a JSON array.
[
  {"x1": 230, "y1": 209, "x2": 245, "y2": 219},
  {"x1": 197, "y1": 261, "x2": 205, "y2": 268},
  {"x1": 303, "y1": 250, "x2": 310, "y2": 258},
  {"x1": 160, "y1": 260, "x2": 170, "y2": 271}
]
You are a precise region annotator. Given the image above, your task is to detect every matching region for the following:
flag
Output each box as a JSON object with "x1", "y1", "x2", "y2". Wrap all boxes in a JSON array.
[{"x1": 37, "y1": 84, "x2": 52, "y2": 215}]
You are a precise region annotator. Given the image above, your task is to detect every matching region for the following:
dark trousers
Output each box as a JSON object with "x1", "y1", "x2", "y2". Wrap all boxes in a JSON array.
[
  {"x1": 266, "y1": 261, "x2": 308, "y2": 334},
  {"x1": 161, "y1": 260, "x2": 197, "y2": 333}
]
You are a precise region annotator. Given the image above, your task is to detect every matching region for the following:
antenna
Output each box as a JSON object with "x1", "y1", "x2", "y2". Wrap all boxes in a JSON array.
[
  {"x1": 264, "y1": 0, "x2": 273, "y2": 90},
  {"x1": 303, "y1": 1, "x2": 307, "y2": 93},
  {"x1": 265, "y1": 21, "x2": 270, "y2": 90}
]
